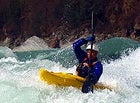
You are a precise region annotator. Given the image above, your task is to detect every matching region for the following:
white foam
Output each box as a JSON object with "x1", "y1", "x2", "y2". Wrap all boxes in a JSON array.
[
  {"x1": 0, "y1": 47, "x2": 140, "y2": 103},
  {"x1": 13, "y1": 36, "x2": 49, "y2": 52}
]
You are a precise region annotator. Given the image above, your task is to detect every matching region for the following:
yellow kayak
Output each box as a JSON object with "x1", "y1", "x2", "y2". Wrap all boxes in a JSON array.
[{"x1": 38, "y1": 68, "x2": 113, "y2": 90}]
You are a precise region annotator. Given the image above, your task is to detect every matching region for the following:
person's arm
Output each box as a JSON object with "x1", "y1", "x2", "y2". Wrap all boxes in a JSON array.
[
  {"x1": 92, "y1": 61, "x2": 103, "y2": 84},
  {"x1": 73, "y1": 38, "x2": 87, "y2": 63},
  {"x1": 73, "y1": 36, "x2": 95, "y2": 63},
  {"x1": 81, "y1": 61, "x2": 103, "y2": 93}
]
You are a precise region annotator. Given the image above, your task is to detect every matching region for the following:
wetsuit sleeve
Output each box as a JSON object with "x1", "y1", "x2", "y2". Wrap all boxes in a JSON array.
[
  {"x1": 73, "y1": 38, "x2": 87, "y2": 63},
  {"x1": 91, "y1": 61, "x2": 103, "y2": 84}
]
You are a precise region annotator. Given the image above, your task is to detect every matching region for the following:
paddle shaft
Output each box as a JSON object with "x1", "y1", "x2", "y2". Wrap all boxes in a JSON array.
[
  {"x1": 89, "y1": 11, "x2": 95, "y2": 67},
  {"x1": 82, "y1": 11, "x2": 96, "y2": 93}
]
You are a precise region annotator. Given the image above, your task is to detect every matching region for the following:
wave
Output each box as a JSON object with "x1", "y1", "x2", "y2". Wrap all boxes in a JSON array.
[
  {"x1": 0, "y1": 46, "x2": 16, "y2": 58},
  {"x1": 98, "y1": 37, "x2": 140, "y2": 61},
  {"x1": 0, "y1": 47, "x2": 140, "y2": 103},
  {"x1": 13, "y1": 36, "x2": 49, "y2": 52},
  {"x1": 0, "y1": 37, "x2": 140, "y2": 103},
  {"x1": 14, "y1": 37, "x2": 140, "y2": 68}
]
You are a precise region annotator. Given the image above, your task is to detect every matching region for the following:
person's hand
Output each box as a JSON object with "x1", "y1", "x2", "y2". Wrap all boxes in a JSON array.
[{"x1": 86, "y1": 35, "x2": 95, "y2": 42}]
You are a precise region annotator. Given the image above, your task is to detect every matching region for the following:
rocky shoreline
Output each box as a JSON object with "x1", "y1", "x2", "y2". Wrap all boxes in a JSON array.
[
  {"x1": 1, "y1": 26, "x2": 140, "y2": 52},
  {"x1": 0, "y1": 0, "x2": 140, "y2": 50}
]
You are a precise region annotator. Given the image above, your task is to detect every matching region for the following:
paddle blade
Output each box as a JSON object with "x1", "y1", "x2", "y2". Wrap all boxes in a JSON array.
[{"x1": 81, "y1": 80, "x2": 93, "y2": 93}]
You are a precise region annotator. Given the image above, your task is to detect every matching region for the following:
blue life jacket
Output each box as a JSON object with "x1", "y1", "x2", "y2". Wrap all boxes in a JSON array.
[{"x1": 73, "y1": 38, "x2": 103, "y2": 84}]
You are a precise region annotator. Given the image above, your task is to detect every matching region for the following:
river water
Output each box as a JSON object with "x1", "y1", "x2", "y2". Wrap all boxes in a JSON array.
[{"x1": 0, "y1": 37, "x2": 140, "y2": 103}]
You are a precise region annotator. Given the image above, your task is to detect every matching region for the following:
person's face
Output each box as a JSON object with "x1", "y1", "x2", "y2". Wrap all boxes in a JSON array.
[{"x1": 86, "y1": 50, "x2": 97, "y2": 59}]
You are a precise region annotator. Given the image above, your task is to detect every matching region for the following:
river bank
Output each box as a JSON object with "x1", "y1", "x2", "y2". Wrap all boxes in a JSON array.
[
  {"x1": 1, "y1": 27, "x2": 139, "y2": 52},
  {"x1": 0, "y1": 0, "x2": 140, "y2": 50}
]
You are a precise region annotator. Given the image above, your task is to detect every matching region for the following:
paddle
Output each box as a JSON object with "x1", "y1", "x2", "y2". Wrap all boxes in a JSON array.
[
  {"x1": 81, "y1": 11, "x2": 96, "y2": 93},
  {"x1": 88, "y1": 11, "x2": 95, "y2": 68}
]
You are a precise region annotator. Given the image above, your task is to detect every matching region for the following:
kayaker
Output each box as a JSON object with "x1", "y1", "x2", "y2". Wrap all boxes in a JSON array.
[{"x1": 73, "y1": 36, "x2": 103, "y2": 93}]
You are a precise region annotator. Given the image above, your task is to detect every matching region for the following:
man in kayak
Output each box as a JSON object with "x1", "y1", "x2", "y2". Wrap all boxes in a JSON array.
[{"x1": 73, "y1": 36, "x2": 103, "y2": 93}]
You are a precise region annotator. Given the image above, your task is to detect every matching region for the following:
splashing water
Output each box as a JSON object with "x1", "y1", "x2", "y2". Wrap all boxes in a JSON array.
[{"x1": 0, "y1": 37, "x2": 140, "y2": 103}]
